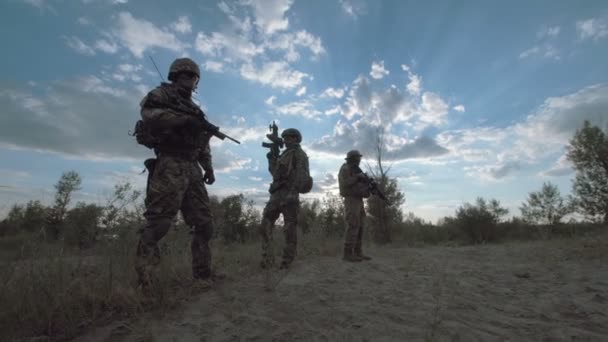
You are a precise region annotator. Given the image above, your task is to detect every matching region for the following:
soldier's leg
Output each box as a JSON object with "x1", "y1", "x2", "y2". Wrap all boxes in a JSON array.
[
  {"x1": 136, "y1": 156, "x2": 188, "y2": 286},
  {"x1": 259, "y1": 198, "x2": 281, "y2": 268},
  {"x1": 343, "y1": 197, "x2": 363, "y2": 262},
  {"x1": 280, "y1": 203, "x2": 298, "y2": 268},
  {"x1": 181, "y1": 167, "x2": 215, "y2": 279},
  {"x1": 354, "y1": 203, "x2": 371, "y2": 260}
]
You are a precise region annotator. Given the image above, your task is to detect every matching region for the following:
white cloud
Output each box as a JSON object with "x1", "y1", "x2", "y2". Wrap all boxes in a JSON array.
[
  {"x1": 195, "y1": 31, "x2": 263, "y2": 63},
  {"x1": 77, "y1": 17, "x2": 91, "y2": 25},
  {"x1": 339, "y1": 0, "x2": 365, "y2": 19},
  {"x1": 261, "y1": 30, "x2": 325, "y2": 62},
  {"x1": 453, "y1": 104, "x2": 465, "y2": 112},
  {"x1": 203, "y1": 61, "x2": 224, "y2": 73},
  {"x1": 0, "y1": 79, "x2": 144, "y2": 160},
  {"x1": 23, "y1": 0, "x2": 55, "y2": 12},
  {"x1": 321, "y1": 87, "x2": 345, "y2": 99},
  {"x1": 576, "y1": 18, "x2": 608, "y2": 41},
  {"x1": 464, "y1": 162, "x2": 521, "y2": 181},
  {"x1": 370, "y1": 60, "x2": 389, "y2": 79},
  {"x1": 240, "y1": 61, "x2": 310, "y2": 89},
  {"x1": 221, "y1": 126, "x2": 262, "y2": 143},
  {"x1": 310, "y1": 119, "x2": 448, "y2": 161},
  {"x1": 437, "y1": 84, "x2": 608, "y2": 178},
  {"x1": 512, "y1": 84, "x2": 608, "y2": 157},
  {"x1": 324, "y1": 106, "x2": 342, "y2": 116},
  {"x1": 296, "y1": 86, "x2": 307, "y2": 96},
  {"x1": 95, "y1": 39, "x2": 119, "y2": 54},
  {"x1": 64, "y1": 36, "x2": 96, "y2": 56},
  {"x1": 406, "y1": 72, "x2": 421, "y2": 96},
  {"x1": 113, "y1": 12, "x2": 189, "y2": 58},
  {"x1": 519, "y1": 44, "x2": 559, "y2": 60},
  {"x1": 211, "y1": 149, "x2": 252, "y2": 173},
  {"x1": 171, "y1": 16, "x2": 192, "y2": 34},
  {"x1": 537, "y1": 26, "x2": 561, "y2": 39},
  {"x1": 112, "y1": 0, "x2": 128, "y2": 3},
  {"x1": 265, "y1": 95, "x2": 276, "y2": 105},
  {"x1": 248, "y1": 0, "x2": 293, "y2": 34},
  {"x1": 275, "y1": 99, "x2": 322, "y2": 119},
  {"x1": 541, "y1": 154, "x2": 573, "y2": 177},
  {"x1": 111, "y1": 64, "x2": 143, "y2": 82},
  {"x1": 417, "y1": 92, "x2": 449, "y2": 126}
]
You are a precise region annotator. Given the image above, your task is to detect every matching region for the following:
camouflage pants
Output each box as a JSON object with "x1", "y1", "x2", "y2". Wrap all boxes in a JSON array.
[
  {"x1": 343, "y1": 196, "x2": 366, "y2": 252},
  {"x1": 136, "y1": 155, "x2": 214, "y2": 284},
  {"x1": 259, "y1": 191, "x2": 299, "y2": 265}
]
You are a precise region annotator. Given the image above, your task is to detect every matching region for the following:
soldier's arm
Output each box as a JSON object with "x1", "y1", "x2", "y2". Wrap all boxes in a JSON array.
[
  {"x1": 339, "y1": 164, "x2": 360, "y2": 186},
  {"x1": 198, "y1": 133, "x2": 213, "y2": 172},
  {"x1": 140, "y1": 88, "x2": 188, "y2": 128}
]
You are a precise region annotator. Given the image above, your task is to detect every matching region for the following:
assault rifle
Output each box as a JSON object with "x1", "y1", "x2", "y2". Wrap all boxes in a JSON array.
[
  {"x1": 261, "y1": 121, "x2": 284, "y2": 160},
  {"x1": 262, "y1": 121, "x2": 285, "y2": 193},
  {"x1": 171, "y1": 95, "x2": 241, "y2": 144},
  {"x1": 353, "y1": 165, "x2": 390, "y2": 203},
  {"x1": 145, "y1": 55, "x2": 240, "y2": 145}
]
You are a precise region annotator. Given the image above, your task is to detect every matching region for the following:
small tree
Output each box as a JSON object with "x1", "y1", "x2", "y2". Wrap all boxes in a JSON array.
[
  {"x1": 101, "y1": 181, "x2": 142, "y2": 231},
  {"x1": 520, "y1": 182, "x2": 570, "y2": 225},
  {"x1": 566, "y1": 121, "x2": 608, "y2": 223},
  {"x1": 366, "y1": 127, "x2": 406, "y2": 244},
  {"x1": 45, "y1": 171, "x2": 82, "y2": 240}
]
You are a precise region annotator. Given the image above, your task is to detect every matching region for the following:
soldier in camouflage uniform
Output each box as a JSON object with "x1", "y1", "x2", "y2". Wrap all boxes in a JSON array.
[
  {"x1": 135, "y1": 58, "x2": 220, "y2": 289},
  {"x1": 339, "y1": 150, "x2": 372, "y2": 262},
  {"x1": 259, "y1": 128, "x2": 311, "y2": 270}
]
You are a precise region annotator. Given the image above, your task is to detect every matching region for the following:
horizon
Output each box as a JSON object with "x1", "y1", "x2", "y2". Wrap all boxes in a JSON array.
[{"x1": 1, "y1": 0, "x2": 608, "y2": 223}]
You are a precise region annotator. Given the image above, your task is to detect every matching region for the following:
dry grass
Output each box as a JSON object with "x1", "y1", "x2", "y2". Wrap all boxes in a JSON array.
[{"x1": 0, "y1": 226, "x2": 348, "y2": 341}]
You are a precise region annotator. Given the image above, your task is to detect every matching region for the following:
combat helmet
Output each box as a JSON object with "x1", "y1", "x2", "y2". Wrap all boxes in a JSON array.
[
  {"x1": 281, "y1": 128, "x2": 302, "y2": 143},
  {"x1": 168, "y1": 58, "x2": 200, "y2": 82},
  {"x1": 345, "y1": 150, "x2": 363, "y2": 160}
]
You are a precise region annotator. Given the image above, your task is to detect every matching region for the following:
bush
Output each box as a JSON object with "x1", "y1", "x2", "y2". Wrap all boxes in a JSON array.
[
  {"x1": 63, "y1": 202, "x2": 104, "y2": 249},
  {"x1": 451, "y1": 197, "x2": 509, "y2": 244}
]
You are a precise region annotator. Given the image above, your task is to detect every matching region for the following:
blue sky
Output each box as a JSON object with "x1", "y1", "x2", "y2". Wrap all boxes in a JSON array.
[{"x1": 1, "y1": 0, "x2": 608, "y2": 222}]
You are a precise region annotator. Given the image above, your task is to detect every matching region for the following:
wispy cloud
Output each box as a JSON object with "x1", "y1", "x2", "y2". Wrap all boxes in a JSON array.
[
  {"x1": 113, "y1": 12, "x2": 189, "y2": 58},
  {"x1": 370, "y1": 60, "x2": 389, "y2": 79},
  {"x1": 64, "y1": 36, "x2": 96, "y2": 56},
  {"x1": 240, "y1": 61, "x2": 310, "y2": 89},
  {"x1": 576, "y1": 17, "x2": 608, "y2": 41},
  {"x1": 170, "y1": 16, "x2": 192, "y2": 34}
]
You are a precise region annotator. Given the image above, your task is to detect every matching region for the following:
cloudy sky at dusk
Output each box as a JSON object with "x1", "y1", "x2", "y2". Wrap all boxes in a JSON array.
[{"x1": 1, "y1": 0, "x2": 608, "y2": 222}]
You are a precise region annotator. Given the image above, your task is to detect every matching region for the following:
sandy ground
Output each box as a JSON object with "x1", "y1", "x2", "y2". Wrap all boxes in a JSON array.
[{"x1": 75, "y1": 237, "x2": 608, "y2": 342}]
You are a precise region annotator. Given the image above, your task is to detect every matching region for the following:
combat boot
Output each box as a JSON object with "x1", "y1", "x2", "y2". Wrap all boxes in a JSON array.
[
  {"x1": 354, "y1": 248, "x2": 372, "y2": 261},
  {"x1": 343, "y1": 247, "x2": 362, "y2": 262}
]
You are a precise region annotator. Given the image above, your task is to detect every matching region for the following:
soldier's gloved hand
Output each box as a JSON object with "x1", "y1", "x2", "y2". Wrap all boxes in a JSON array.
[{"x1": 203, "y1": 169, "x2": 215, "y2": 185}]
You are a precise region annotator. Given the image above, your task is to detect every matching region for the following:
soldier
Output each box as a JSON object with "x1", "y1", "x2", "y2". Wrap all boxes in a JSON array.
[
  {"x1": 338, "y1": 150, "x2": 373, "y2": 262},
  {"x1": 135, "y1": 58, "x2": 221, "y2": 291},
  {"x1": 259, "y1": 128, "x2": 311, "y2": 270}
]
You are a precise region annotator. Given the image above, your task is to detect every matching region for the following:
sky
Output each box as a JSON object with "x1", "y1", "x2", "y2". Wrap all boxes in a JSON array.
[{"x1": 1, "y1": 0, "x2": 608, "y2": 223}]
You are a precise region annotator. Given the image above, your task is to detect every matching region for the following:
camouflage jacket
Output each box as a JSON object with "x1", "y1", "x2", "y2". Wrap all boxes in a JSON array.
[
  {"x1": 140, "y1": 83, "x2": 212, "y2": 170},
  {"x1": 339, "y1": 163, "x2": 370, "y2": 198},
  {"x1": 269, "y1": 143, "x2": 309, "y2": 196}
]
